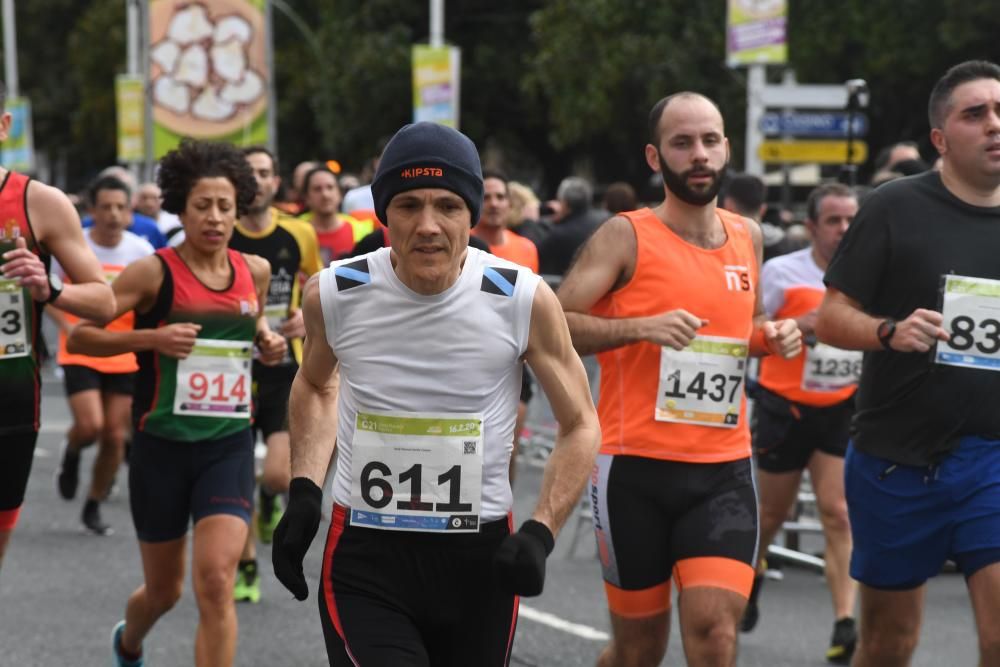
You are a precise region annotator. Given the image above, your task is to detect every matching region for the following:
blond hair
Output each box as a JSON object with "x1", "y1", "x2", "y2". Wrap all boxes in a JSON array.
[{"x1": 506, "y1": 181, "x2": 540, "y2": 228}]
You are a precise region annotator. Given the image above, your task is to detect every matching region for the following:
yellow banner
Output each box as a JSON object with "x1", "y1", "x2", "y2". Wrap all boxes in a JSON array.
[
  {"x1": 727, "y1": 0, "x2": 787, "y2": 67},
  {"x1": 412, "y1": 45, "x2": 461, "y2": 128},
  {"x1": 149, "y1": 0, "x2": 270, "y2": 157},
  {"x1": 116, "y1": 75, "x2": 145, "y2": 163}
]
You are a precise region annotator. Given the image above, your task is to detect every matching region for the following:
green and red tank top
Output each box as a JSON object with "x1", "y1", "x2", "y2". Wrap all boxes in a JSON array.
[
  {"x1": 134, "y1": 247, "x2": 258, "y2": 442},
  {"x1": 0, "y1": 170, "x2": 46, "y2": 435}
]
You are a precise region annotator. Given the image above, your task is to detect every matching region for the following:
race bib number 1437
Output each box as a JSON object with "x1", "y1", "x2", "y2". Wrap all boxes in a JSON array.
[{"x1": 656, "y1": 335, "x2": 748, "y2": 428}]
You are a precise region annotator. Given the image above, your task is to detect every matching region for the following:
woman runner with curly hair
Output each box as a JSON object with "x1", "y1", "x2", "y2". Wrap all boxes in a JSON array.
[{"x1": 69, "y1": 139, "x2": 287, "y2": 667}]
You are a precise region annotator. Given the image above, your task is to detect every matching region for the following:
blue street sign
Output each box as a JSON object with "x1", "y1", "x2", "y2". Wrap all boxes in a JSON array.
[{"x1": 759, "y1": 111, "x2": 868, "y2": 138}]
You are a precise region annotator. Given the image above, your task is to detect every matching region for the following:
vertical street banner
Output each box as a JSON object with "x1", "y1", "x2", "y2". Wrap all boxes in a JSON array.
[
  {"x1": 727, "y1": 0, "x2": 788, "y2": 67},
  {"x1": 115, "y1": 75, "x2": 145, "y2": 163},
  {"x1": 148, "y1": 0, "x2": 271, "y2": 158},
  {"x1": 412, "y1": 45, "x2": 461, "y2": 129},
  {"x1": 0, "y1": 97, "x2": 35, "y2": 173}
]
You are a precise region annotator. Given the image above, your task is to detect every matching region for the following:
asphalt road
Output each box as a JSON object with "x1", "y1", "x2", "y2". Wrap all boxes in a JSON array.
[{"x1": 0, "y1": 368, "x2": 980, "y2": 666}]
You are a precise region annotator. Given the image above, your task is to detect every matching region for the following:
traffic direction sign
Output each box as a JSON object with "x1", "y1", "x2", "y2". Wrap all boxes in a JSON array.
[
  {"x1": 759, "y1": 112, "x2": 867, "y2": 138},
  {"x1": 758, "y1": 140, "x2": 869, "y2": 164},
  {"x1": 759, "y1": 83, "x2": 849, "y2": 108}
]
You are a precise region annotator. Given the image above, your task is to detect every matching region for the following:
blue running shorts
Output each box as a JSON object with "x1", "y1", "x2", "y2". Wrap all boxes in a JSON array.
[{"x1": 845, "y1": 435, "x2": 1000, "y2": 589}]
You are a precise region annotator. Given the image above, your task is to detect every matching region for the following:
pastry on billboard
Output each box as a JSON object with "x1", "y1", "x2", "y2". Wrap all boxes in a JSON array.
[
  {"x1": 167, "y1": 3, "x2": 213, "y2": 45},
  {"x1": 153, "y1": 76, "x2": 191, "y2": 114},
  {"x1": 214, "y1": 14, "x2": 252, "y2": 44},
  {"x1": 220, "y1": 70, "x2": 263, "y2": 105}
]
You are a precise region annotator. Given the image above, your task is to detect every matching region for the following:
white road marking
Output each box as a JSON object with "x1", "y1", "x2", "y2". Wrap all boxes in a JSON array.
[
  {"x1": 518, "y1": 604, "x2": 610, "y2": 641},
  {"x1": 38, "y1": 421, "x2": 72, "y2": 436}
]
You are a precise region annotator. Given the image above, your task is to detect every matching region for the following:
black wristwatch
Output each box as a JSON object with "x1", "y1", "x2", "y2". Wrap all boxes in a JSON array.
[
  {"x1": 877, "y1": 319, "x2": 896, "y2": 350},
  {"x1": 45, "y1": 272, "x2": 63, "y2": 304}
]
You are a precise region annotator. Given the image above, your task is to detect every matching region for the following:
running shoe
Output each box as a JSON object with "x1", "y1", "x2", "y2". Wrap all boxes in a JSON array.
[
  {"x1": 739, "y1": 572, "x2": 765, "y2": 633},
  {"x1": 111, "y1": 620, "x2": 144, "y2": 666},
  {"x1": 826, "y1": 616, "x2": 857, "y2": 664},
  {"x1": 56, "y1": 441, "x2": 80, "y2": 500},
  {"x1": 257, "y1": 490, "x2": 283, "y2": 545},
  {"x1": 83, "y1": 500, "x2": 113, "y2": 536},
  {"x1": 234, "y1": 561, "x2": 261, "y2": 604}
]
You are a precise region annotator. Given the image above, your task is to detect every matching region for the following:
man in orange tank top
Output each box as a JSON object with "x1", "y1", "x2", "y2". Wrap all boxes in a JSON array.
[
  {"x1": 473, "y1": 170, "x2": 540, "y2": 272},
  {"x1": 743, "y1": 183, "x2": 860, "y2": 664},
  {"x1": 558, "y1": 92, "x2": 801, "y2": 667},
  {"x1": 472, "y1": 170, "x2": 540, "y2": 485}
]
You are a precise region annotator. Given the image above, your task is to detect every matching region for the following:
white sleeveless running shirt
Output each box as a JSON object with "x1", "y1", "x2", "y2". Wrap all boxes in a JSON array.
[{"x1": 319, "y1": 246, "x2": 540, "y2": 522}]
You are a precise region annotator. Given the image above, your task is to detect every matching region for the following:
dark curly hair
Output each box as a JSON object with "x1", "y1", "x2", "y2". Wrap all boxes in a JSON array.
[{"x1": 157, "y1": 139, "x2": 258, "y2": 217}]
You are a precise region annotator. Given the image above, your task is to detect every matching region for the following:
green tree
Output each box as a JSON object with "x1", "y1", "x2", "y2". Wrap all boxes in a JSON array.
[
  {"x1": 67, "y1": 1, "x2": 127, "y2": 186},
  {"x1": 524, "y1": 0, "x2": 742, "y2": 192},
  {"x1": 1, "y1": 0, "x2": 100, "y2": 188}
]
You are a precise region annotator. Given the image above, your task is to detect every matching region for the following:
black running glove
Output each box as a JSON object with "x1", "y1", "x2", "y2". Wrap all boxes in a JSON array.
[
  {"x1": 272, "y1": 477, "x2": 323, "y2": 601},
  {"x1": 493, "y1": 519, "x2": 555, "y2": 597}
]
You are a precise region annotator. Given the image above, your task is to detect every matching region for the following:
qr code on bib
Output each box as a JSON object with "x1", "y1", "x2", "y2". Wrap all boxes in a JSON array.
[{"x1": 464, "y1": 440, "x2": 477, "y2": 454}]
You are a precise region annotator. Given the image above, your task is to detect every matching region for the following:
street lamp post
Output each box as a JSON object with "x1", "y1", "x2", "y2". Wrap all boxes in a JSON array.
[{"x1": 2, "y1": 0, "x2": 18, "y2": 97}]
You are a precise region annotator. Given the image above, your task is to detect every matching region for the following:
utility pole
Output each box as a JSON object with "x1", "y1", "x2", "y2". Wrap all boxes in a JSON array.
[
  {"x1": 430, "y1": 0, "x2": 444, "y2": 47},
  {"x1": 2, "y1": 0, "x2": 18, "y2": 97}
]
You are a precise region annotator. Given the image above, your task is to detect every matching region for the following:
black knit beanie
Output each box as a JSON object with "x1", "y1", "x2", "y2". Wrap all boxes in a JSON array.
[{"x1": 371, "y1": 122, "x2": 484, "y2": 227}]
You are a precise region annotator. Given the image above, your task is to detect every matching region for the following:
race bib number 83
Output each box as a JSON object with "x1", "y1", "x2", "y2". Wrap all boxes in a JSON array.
[{"x1": 936, "y1": 275, "x2": 1000, "y2": 370}]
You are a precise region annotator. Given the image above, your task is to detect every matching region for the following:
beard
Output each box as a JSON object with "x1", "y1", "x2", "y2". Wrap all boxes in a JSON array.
[
  {"x1": 248, "y1": 192, "x2": 274, "y2": 215},
  {"x1": 658, "y1": 152, "x2": 727, "y2": 206}
]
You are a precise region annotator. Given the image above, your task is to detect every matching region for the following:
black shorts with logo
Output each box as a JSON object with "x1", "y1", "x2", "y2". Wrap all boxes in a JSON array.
[
  {"x1": 128, "y1": 428, "x2": 254, "y2": 542},
  {"x1": 318, "y1": 504, "x2": 518, "y2": 667},
  {"x1": 590, "y1": 454, "x2": 759, "y2": 616},
  {"x1": 752, "y1": 387, "x2": 854, "y2": 473}
]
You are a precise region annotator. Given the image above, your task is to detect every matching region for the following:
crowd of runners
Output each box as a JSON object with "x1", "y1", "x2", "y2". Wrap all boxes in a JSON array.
[{"x1": 1, "y1": 58, "x2": 1000, "y2": 667}]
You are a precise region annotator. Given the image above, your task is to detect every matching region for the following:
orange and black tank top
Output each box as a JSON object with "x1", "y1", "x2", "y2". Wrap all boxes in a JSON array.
[
  {"x1": 591, "y1": 207, "x2": 758, "y2": 463},
  {"x1": 134, "y1": 247, "x2": 258, "y2": 442},
  {"x1": 757, "y1": 247, "x2": 858, "y2": 406},
  {"x1": 0, "y1": 171, "x2": 46, "y2": 435}
]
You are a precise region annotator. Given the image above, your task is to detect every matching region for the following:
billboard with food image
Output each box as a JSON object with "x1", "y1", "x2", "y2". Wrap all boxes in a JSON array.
[{"x1": 149, "y1": 0, "x2": 270, "y2": 157}]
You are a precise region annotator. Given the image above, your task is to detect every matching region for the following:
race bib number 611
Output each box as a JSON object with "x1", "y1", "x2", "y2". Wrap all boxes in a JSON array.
[
  {"x1": 350, "y1": 411, "x2": 484, "y2": 533},
  {"x1": 936, "y1": 275, "x2": 1000, "y2": 371}
]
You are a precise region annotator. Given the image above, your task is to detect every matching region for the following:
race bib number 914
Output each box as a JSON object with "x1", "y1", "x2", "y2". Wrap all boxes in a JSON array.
[
  {"x1": 936, "y1": 275, "x2": 1000, "y2": 371},
  {"x1": 173, "y1": 338, "x2": 252, "y2": 418}
]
